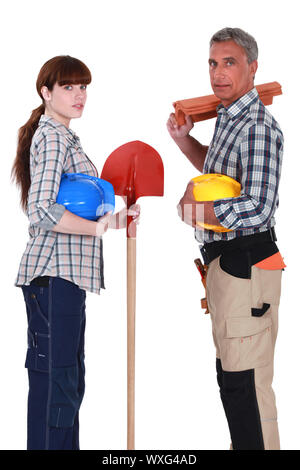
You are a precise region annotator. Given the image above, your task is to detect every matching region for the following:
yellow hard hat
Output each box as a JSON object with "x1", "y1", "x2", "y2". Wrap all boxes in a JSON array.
[{"x1": 191, "y1": 173, "x2": 241, "y2": 232}]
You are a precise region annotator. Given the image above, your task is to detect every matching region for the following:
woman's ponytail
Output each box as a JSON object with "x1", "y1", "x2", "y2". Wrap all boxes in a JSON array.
[{"x1": 11, "y1": 103, "x2": 45, "y2": 212}]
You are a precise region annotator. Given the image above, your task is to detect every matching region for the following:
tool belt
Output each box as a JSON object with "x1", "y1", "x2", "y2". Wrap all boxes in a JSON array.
[{"x1": 194, "y1": 228, "x2": 277, "y2": 314}]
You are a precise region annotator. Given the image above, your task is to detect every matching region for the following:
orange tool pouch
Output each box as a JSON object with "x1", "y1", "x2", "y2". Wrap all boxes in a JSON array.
[{"x1": 194, "y1": 258, "x2": 209, "y2": 314}]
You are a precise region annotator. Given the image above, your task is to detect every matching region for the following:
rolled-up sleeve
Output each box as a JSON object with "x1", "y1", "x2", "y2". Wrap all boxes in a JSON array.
[
  {"x1": 27, "y1": 131, "x2": 67, "y2": 230},
  {"x1": 213, "y1": 124, "x2": 283, "y2": 230}
]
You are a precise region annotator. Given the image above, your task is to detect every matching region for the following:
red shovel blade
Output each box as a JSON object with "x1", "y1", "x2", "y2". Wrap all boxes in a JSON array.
[{"x1": 101, "y1": 141, "x2": 164, "y2": 208}]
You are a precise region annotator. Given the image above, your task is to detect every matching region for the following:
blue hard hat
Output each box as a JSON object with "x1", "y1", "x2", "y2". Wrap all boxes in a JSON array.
[{"x1": 56, "y1": 173, "x2": 115, "y2": 220}]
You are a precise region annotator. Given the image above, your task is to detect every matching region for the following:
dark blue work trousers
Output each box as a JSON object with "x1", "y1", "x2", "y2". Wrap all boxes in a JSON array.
[{"x1": 21, "y1": 276, "x2": 86, "y2": 450}]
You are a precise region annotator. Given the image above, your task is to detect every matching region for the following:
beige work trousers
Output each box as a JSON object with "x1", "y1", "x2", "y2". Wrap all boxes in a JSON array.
[{"x1": 206, "y1": 255, "x2": 282, "y2": 450}]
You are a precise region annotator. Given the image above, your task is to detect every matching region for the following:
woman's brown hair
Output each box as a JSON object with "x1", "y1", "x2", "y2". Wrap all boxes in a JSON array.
[{"x1": 11, "y1": 55, "x2": 92, "y2": 212}]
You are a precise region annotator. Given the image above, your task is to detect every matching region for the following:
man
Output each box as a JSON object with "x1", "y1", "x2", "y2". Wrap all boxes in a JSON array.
[{"x1": 167, "y1": 27, "x2": 285, "y2": 450}]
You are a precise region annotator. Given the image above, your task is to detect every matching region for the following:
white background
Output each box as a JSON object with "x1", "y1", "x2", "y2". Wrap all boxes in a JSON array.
[{"x1": 1, "y1": 0, "x2": 297, "y2": 450}]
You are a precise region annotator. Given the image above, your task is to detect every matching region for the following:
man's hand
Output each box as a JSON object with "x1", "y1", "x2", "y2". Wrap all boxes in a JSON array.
[
  {"x1": 177, "y1": 181, "x2": 222, "y2": 229},
  {"x1": 166, "y1": 113, "x2": 194, "y2": 140},
  {"x1": 166, "y1": 113, "x2": 207, "y2": 173}
]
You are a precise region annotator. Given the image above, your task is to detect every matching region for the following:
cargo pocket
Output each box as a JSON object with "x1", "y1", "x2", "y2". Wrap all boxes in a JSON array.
[
  {"x1": 222, "y1": 316, "x2": 272, "y2": 372},
  {"x1": 25, "y1": 328, "x2": 50, "y2": 372},
  {"x1": 23, "y1": 290, "x2": 50, "y2": 372}
]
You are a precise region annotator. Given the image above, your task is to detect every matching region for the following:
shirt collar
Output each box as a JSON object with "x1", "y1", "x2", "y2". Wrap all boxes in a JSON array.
[
  {"x1": 216, "y1": 87, "x2": 259, "y2": 120},
  {"x1": 38, "y1": 114, "x2": 80, "y2": 144}
]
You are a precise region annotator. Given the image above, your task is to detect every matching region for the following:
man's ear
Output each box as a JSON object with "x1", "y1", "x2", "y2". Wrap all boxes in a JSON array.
[{"x1": 250, "y1": 60, "x2": 258, "y2": 80}]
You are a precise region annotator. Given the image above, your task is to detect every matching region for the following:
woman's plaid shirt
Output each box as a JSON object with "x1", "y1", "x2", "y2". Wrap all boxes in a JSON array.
[
  {"x1": 15, "y1": 115, "x2": 105, "y2": 295},
  {"x1": 195, "y1": 88, "x2": 284, "y2": 244}
]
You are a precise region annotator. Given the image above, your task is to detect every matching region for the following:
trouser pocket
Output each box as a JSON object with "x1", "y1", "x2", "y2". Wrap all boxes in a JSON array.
[
  {"x1": 22, "y1": 288, "x2": 50, "y2": 372},
  {"x1": 26, "y1": 328, "x2": 50, "y2": 371},
  {"x1": 223, "y1": 316, "x2": 273, "y2": 371}
]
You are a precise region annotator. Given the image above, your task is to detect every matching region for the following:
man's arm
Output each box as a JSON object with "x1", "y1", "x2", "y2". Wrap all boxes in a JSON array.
[
  {"x1": 213, "y1": 124, "x2": 283, "y2": 230},
  {"x1": 166, "y1": 113, "x2": 208, "y2": 173},
  {"x1": 177, "y1": 122, "x2": 283, "y2": 231},
  {"x1": 177, "y1": 181, "x2": 221, "y2": 228}
]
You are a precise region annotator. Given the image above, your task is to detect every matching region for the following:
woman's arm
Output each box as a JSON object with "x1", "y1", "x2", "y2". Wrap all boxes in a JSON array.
[
  {"x1": 28, "y1": 131, "x2": 70, "y2": 230},
  {"x1": 51, "y1": 209, "x2": 111, "y2": 237},
  {"x1": 28, "y1": 130, "x2": 112, "y2": 237}
]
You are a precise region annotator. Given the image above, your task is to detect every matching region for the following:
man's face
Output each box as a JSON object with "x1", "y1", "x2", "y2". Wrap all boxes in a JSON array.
[{"x1": 209, "y1": 40, "x2": 258, "y2": 107}]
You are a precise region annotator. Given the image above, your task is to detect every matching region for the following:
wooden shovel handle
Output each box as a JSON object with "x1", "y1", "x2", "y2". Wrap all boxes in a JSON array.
[{"x1": 127, "y1": 237, "x2": 136, "y2": 450}]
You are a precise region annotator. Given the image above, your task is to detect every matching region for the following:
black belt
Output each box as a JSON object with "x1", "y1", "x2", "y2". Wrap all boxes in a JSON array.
[{"x1": 200, "y1": 227, "x2": 277, "y2": 266}]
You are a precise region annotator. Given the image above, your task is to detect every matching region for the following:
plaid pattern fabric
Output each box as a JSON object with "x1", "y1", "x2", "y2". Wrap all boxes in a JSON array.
[
  {"x1": 195, "y1": 88, "x2": 284, "y2": 244},
  {"x1": 15, "y1": 115, "x2": 105, "y2": 295}
]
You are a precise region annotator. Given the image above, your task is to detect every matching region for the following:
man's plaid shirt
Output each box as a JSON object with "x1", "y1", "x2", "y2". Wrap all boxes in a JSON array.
[
  {"x1": 195, "y1": 87, "x2": 284, "y2": 244},
  {"x1": 15, "y1": 115, "x2": 105, "y2": 295}
]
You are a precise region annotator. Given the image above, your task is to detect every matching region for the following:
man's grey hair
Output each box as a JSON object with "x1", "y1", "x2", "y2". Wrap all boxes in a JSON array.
[{"x1": 210, "y1": 27, "x2": 258, "y2": 63}]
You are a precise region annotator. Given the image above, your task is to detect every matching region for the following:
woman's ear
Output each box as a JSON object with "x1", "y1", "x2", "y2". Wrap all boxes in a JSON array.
[{"x1": 41, "y1": 85, "x2": 51, "y2": 102}]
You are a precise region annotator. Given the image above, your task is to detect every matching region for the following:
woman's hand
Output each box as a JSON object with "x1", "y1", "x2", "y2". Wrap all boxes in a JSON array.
[
  {"x1": 109, "y1": 204, "x2": 141, "y2": 229},
  {"x1": 95, "y1": 211, "x2": 112, "y2": 237}
]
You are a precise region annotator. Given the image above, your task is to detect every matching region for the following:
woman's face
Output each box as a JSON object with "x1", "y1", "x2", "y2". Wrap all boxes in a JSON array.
[{"x1": 41, "y1": 82, "x2": 87, "y2": 127}]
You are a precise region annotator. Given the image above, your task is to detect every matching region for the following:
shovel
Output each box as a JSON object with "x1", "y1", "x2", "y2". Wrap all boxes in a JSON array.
[{"x1": 101, "y1": 140, "x2": 164, "y2": 450}]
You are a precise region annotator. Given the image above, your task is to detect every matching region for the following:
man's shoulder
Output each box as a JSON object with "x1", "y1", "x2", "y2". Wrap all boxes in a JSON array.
[{"x1": 247, "y1": 98, "x2": 283, "y2": 137}]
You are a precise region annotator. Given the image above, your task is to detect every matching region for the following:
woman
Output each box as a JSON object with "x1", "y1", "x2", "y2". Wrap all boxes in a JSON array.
[{"x1": 11, "y1": 55, "x2": 139, "y2": 450}]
